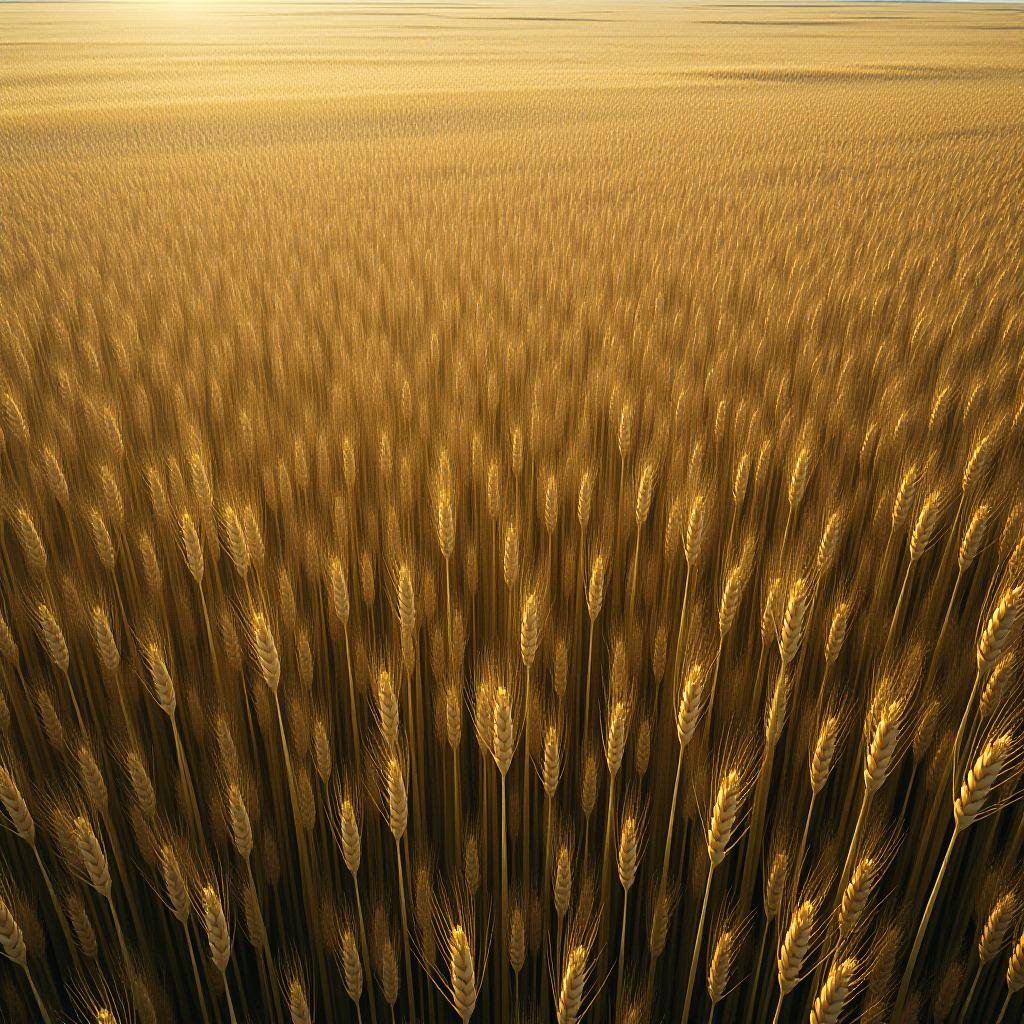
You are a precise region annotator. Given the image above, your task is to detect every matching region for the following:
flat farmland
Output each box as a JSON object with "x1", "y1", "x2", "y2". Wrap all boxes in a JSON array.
[{"x1": 1, "y1": 4, "x2": 1023, "y2": 1023}]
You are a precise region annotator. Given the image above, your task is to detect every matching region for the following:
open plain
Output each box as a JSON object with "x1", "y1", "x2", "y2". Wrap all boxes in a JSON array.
[{"x1": 1, "y1": 3, "x2": 1024, "y2": 1022}]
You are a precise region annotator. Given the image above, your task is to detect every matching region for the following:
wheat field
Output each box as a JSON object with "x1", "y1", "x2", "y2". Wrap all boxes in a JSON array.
[{"x1": 1, "y1": 2, "x2": 1024, "y2": 1022}]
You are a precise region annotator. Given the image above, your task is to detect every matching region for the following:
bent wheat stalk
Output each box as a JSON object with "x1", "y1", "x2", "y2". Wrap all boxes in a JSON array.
[{"x1": 895, "y1": 732, "x2": 1015, "y2": 1017}]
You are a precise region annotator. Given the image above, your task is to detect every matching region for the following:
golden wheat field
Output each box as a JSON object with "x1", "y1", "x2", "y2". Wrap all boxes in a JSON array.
[{"x1": 2, "y1": 1, "x2": 1024, "y2": 1022}]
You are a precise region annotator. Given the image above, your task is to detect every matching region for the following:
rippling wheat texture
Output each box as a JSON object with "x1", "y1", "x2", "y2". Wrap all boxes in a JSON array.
[{"x1": 1, "y1": 2, "x2": 1024, "y2": 1022}]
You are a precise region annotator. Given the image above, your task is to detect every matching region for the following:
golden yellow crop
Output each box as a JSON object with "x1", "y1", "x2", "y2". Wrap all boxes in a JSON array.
[{"x1": 1, "y1": 3, "x2": 1023, "y2": 1022}]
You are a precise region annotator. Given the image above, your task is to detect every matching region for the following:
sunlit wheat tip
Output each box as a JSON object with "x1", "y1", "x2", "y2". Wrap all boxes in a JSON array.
[
  {"x1": 777, "y1": 899, "x2": 815, "y2": 994},
  {"x1": 978, "y1": 587, "x2": 1024, "y2": 675},
  {"x1": 201, "y1": 885, "x2": 231, "y2": 973},
  {"x1": 1007, "y1": 927, "x2": 1024, "y2": 993},
  {"x1": 954, "y1": 733, "x2": 1013, "y2": 829},
  {"x1": 810, "y1": 957, "x2": 858, "y2": 1024},
  {"x1": 978, "y1": 891, "x2": 1018, "y2": 964},
  {"x1": 556, "y1": 945, "x2": 588, "y2": 1024},
  {"x1": 0, "y1": 891, "x2": 26, "y2": 967}
]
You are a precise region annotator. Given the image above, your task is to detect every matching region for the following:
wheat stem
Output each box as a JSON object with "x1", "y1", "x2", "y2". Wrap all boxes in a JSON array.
[
  {"x1": 706, "y1": 637, "x2": 724, "y2": 730},
  {"x1": 629, "y1": 528, "x2": 641, "y2": 617},
  {"x1": 926, "y1": 569, "x2": 962, "y2": 689},
  {"x1": 500, "y1": 772, "x2": 509, "y2": 1024},
  {"x1": 22, "y1": 963, "x2": 51, "y2": 1024},
  {"x1": 673, "y1": 564, "x2": 692, "y2": 684},
  {"x1": 395, "y1": 837, "x2": 416, "y2": 1022},
  {"x1": 224, "y1": 979, "x2": 240, "y2": 1024},
  {"x1": 951, "y1": 669, "x2": 983, "y2": 799},
  {"x1": 354, "y1": 885, "x2": 379, "y2": 1024},
  {"x1": 452, "y1": 746, "x2": 462, "y2": 864},
  {"x1": 107, "y1": 892, "x2": 132, "y2": 968},
  {"x1": 740, "y1": 733, "x2": 777, "y2": 909},
  {"x1": 615, "y1": 888, "x2": 630, "y2": 1019},
  {"x1": 183, "y1": 921, "x2": 213, "y2": 1024},
  {"x1": 836, "y1": 790, "x2": 871, "y2": 913},
  {"x1": 793, "y1": 791, "x2": 816, "y2": 890},
  {"x1": 681, "y1": 866, "x2": 714, "y2": 1023},
  {"x1": 32, "y1": 844, "x2": 79, "y2": 973},
  {"x1": 343, "y1": 623, "x2": 361, "y2": 776},
  {"x1": 882, "y1": 560, "x2": 912, "y2": 660},
  {"x1": 743, "y1": 920, "x2": 771, "y2": 1024},
  {"x1": 996, "y1": 993, "x2": 1013, "y2": 1024},
  {"x1": 600, "y1": 773, "x2": 617, "y2": 922},
  {"x1": 171, "y1": 717, "x2": 203, "y2": 837},
  {"x1": 583, "y1": 621, "x2": 595, "y2": 740},
  {"x1": 522, "y1": 663, "x2": 531, "y2": 910},
  {"x1": 956, "y1": 961, "x2": 983, "y2": 1024},
  {"x1": 659, "y1": 743, "x2": 685, "y2": 896},
  {"x1": 895, "y1": 827, "x2": 958, "y2": 1017}
]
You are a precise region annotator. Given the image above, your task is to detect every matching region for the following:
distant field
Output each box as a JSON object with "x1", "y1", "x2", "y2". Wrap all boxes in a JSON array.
[
  {"x1": 3, "y1": 2, "x2": 1021, "y2": 366},
  {"x1": 1, "y1": 4, "x2": 1024, "y2": 1024}
]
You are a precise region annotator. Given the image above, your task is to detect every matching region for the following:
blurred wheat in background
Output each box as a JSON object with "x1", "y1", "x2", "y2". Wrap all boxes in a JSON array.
[{"x1": 1, "y1": 2, "x2": 1024, "y2": 1022}]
